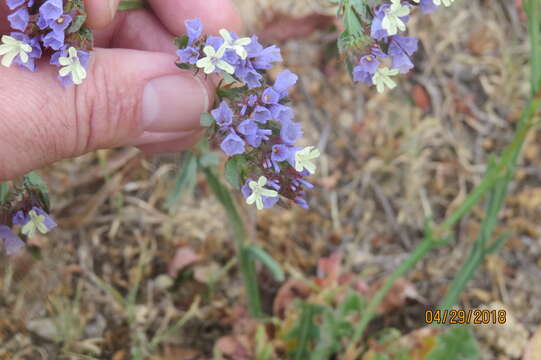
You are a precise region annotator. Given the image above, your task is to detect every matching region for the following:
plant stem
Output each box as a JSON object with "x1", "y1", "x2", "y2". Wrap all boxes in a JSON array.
[
  {"x1": 118, "y1": 0, "x2": 145, "y2": 11},
  {"x1": 347, "y1": 236, "x2": 438, "y2": 351},
  {"x1": 203, "y1": 168, "x2": 264, "y2": 317}
]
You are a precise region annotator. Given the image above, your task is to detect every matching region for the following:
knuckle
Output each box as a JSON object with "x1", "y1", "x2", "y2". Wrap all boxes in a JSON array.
[{"x1": 73, "y1": 56, "x2": 140, "y2": 153}]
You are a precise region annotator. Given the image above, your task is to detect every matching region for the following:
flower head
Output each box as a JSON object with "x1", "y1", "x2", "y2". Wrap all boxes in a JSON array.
[
  {"x1": 372, "y1": 67, "x2": 400, "y2": 93},
  {"x1": 381, "y1": 0, "x2": 411, "y2": 36},
  {"x1": 294, "y1": 146, "x2": 320, "y2": 174},
  {"x1": 185, "y1": 18, "x2": 203, "y2": 44},
  {"x1": 19, "y1": 207, "x2": 57, "y2": 238},
  {"x1": 246, "y1": 176, "x2": 279, "y2": 210},
  {"x1": 58, "y1": 46, "x2": 88, "y2": 85},
  {"x1": 0, "y1": 34, "x2": 32, "y2": 67},
  {"x1": 219, "y1": 29, "x2": 251, "y2": 59},
  {"x1": 196, "y1": 45, "x2": 234, "y2": 74}
]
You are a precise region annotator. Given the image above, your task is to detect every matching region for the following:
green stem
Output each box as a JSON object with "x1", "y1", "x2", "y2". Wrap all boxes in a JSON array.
[
  {"x1": 203, "y1": 169, "x2": 264, "y2": 318},
  {"x1": 118, "y1": 0, "x2": 146, "y2": 11}
]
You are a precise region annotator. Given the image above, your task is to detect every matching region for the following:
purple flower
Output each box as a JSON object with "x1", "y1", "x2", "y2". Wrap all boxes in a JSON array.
[
  {"x1": 352, "y1": 68, "x2": 373, "y2": 84},
  {"x1": 245, "y1": 35, "x2": 282, "y2": 70},
  {"x1": 280, "y1": 120, "x2": 303, "y2": 145},
  {"x1": 370, "y1": 3, "x2": 410, "y2": 40},
  {"x1": 6, "y1": 0, "x2": 25, "y2": 10},
  {"x1": 270, "y1": 104, "x2": 294, "y2": 122},
  {"x1": 246, "y1": 128, "x2": 272, "y2": 147},
  {"x1": 357, "y1": 55, "x2": 380, "y2": 74},
  {"x1": 0, "y1": 226, "x2": 25, "y2": 255},
  {"x1": 261, "y1": 87, "x2": 280, "y2": 105},
  {"x1": 211, "y1": 101, "x2": 234, "y2": 128},
  {"x1": 177, "y1": 47, "x2": 200, "y2": 64},
  {"x1": 206, "y1": 35, "x2": 224, "y2": 51},
  {"x1": 32, "y1": 207, "x2": 57, "y2": 231},
  {"x1": 10, "y1": 32, "x2": 42, "y2": 71},
  {"x1": 12, "y1": 210, "x2": 28, "y2": 226},
  {"x1": 251, "y1": 106, "x2": 272, "y2": 123},
  {"x1": 51, "y1": 47, "x2": 91, "y2": 87},
  {"x1": 234, "y1": 61, "x2": 263, "y2": 89},
  {"x1": 237, "y1": 119, "x2": 258, "y2": 136},
  {"x1": 42, "y1": 30, "x2": 64, "y2": 50},
  {"x1": 7, "y1": 6, "x2": 29, "y2": 31},
  {"x1": 48, "y1": 14, "x2": 72, "y2": 33},
  {"x1": 294, "y1": 197, "x2": 309, "y2": 209},
  {"x1": 271, "y1": 144, "x2": 290, "y2": 162},
  {"x1": 241, "y1": 180, "x2": 279, "y2": 209},
  {"x1": 388, "y1": 35, "x2": 418, "y2": 73},
  {"x1": 273, "y1": 70, "x2": 298, "y2": 98},
  {"x1": 419, "y1": 0, "x2": 438, "y2": 13},
  {"x1": 39, "y1": 0, "x2": 63, "y2": 21},
  {"x1": 220, "y1": 131, "x2": 245, "y2": 155},
  {"x1": 185, "y1": 18, "x2": 203, "y2": 44}
]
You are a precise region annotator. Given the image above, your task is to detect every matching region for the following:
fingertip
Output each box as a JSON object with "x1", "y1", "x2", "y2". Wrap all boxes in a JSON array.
[{"x1": 84, "y1": 0, "x2": 120, "y2": 29}]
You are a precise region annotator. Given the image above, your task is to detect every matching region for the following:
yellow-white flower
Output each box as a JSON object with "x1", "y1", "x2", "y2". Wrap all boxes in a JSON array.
[
  {"x1": 196, "y1": 45, "x2": 235, "y2": 74},
  {"x1": 0, "y1": 35, "x2": 32, "y2": 67},
  {"x1": 21, "y1": 209, "x2": 48, "y2": 238},
  {"x1": 372, "y1": 67, "x2": 399, "y2": 93},
  {"x1": 294, "y1": 146, "x2": 320, "y2": 174},
  {"x1": 219, "y1": 29, "x2": 251, "y2": 59},
  {"x1": 58, "y1": 47, "x2": 87, "y2": 85},
  {"x1": 246, "y1": 176, "x2": 278, "y2": 210},
  {"x1": 381, "y1": 0, "x2": 411, "y2": 36}
]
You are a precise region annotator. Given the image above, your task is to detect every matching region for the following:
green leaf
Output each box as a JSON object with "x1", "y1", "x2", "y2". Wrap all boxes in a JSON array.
[
  {"x1": 118, "y1": 0, "x2": 146, "y2": 10},
  {"x1": 67, "y1": 14, "x2": 86, "y2": 33},
  {"x1": 165, "y1": 152, "x2": 198, "y2": 210},
  {"x1": 245, "y1": 245, "x2": 285, "y2": 282},
  {"x1": 222, "y1": 72, "x2": 238, "y2": 85},
  {"x1": 426, "y1": 326, "x2": 479, "y2": 360},
  {"x1": 286, "y1": 302, "x2": 324, "y2": 360},
  {"x1": 0, "y1": 183, "x2": 8, "y2": 205},
  {"x1": 200, "y1": 112, "x2": 215, "y2": 127},
  {"x1": 176, "y1": 63, "x2": 192, "y2": 70},
  {"x1": 224, "y1": 156, "x2": 246, "y2": 190},
  {"x1": 344, "y1": 6, "x2": 363, "y2": 36},
  {"x1": 24, "y1": 172, "x2": 50, "y2": 211},
  {"x1": 173, "y1": 34, "x2": 190, "y2": 49}
]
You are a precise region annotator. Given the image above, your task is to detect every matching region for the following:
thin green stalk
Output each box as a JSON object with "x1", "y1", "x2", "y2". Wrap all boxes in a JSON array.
[
  {"x1": 203, "y1": 168, "x2": 264, "y2": 317},
  {"x1": 118, "y1": 0, "x2": 146, "y2": 10},
  {"x1": 347, "y1": 236, "x2": 438, "y2": 350}
]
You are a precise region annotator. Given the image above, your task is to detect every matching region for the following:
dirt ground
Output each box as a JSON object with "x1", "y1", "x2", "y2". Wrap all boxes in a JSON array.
[{"x1": 1, "y1": 0, "x2": 540, "y2": 359}]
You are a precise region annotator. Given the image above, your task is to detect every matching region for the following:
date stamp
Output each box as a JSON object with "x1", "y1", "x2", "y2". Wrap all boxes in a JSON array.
[{"x1": 425, "y1": 309, "x2": 507, "y2": 325}]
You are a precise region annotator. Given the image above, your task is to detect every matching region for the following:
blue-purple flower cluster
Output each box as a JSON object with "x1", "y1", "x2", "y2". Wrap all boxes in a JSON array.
[
  {"x1": 176, "y1": 19, "x2": 320, "y2": 210},
  {"x1": 1, "y1": 0, "x2": 92, "y2": 86},
  {"x1": 0, "y1": 203, "x2": 56, "y2": 255},
  {"x1": 349, "y1": 0, "x2": 454, "y2": 92}
]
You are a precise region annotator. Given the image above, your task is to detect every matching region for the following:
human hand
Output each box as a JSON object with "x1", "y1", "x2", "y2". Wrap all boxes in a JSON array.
[{"x1": 0, "y1": 0, "x2": 241, "y2": 181}]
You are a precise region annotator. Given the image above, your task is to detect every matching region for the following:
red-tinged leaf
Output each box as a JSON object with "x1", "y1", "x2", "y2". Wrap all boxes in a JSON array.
[
  {"x1": 168, "y1": 246, "x2": 201, "y2": 277},
  {"x1": 258, "y1": 13, "x2": 335, "y2": 43},
  {"x1": 316, "y1": 252, "x2": 343, "y2": 287},
  {"x1": 214, "y1": 335, "x2": 252, "y2": 360},
  {"x1": 273, "y1": 280, "x2": 312, "y2": 318},
  {"x1": 369, "y1": 278, "x2": 426, "y2": 314}
]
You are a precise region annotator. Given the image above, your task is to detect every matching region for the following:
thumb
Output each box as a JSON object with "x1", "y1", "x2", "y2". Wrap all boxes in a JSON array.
[{"x1": 0, "y1": 48, "x2": 211, "y2": 180}]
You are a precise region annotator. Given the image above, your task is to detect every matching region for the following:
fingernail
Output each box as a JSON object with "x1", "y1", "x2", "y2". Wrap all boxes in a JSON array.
[{"x1": 142, "y1": 74, "x2": 209, "y2": 132}]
